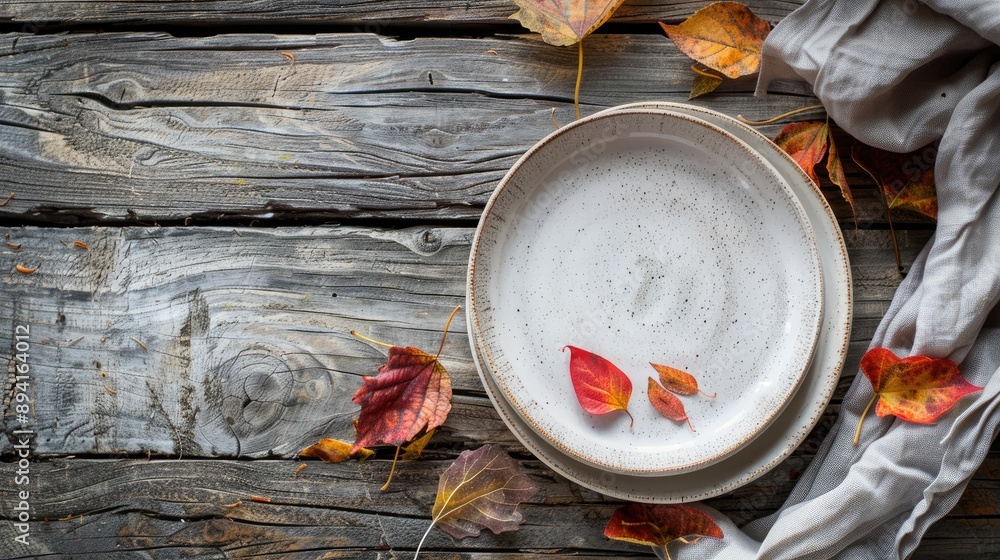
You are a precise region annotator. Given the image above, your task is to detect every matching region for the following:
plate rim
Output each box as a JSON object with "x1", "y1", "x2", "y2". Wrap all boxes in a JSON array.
[{"x1": 467, "y1": 108, "x2": 826, "y2": 475}]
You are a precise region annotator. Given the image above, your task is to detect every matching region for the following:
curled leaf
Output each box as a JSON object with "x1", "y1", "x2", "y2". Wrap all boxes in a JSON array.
[
  {"x1": 648, "y1": 378, "x2": 694, "y2": 431},
  {"x1": 825, "y1": 133, "x2": 857, "y2": 230},
  {"x1": 660, "y1": 2, "x2": 770, "y2": 79},
  {"x1": 15, "y1": 264, "x2": 37, "y2": 274},
  {"x1": 511, "y1": 0, "x2": 627, "y2": 47},
  {"x1": 414, "y1": 445, "x2": 538, "y2": 558},
  {"x1": 605, "y1": 503, "x2": 723, "y2": 556},
  {"x1": 650, "y1": 363, "x2": 715, "y2": 397},
  {"x1": 563, "y1": 346, "x2": 634, "y2": 428},
  {"x1": 773, "y1": 121, "x2": 829, "y2": 185},
  {"x1": 299, "y1": 438, "x2": 374, "y2": 463}
]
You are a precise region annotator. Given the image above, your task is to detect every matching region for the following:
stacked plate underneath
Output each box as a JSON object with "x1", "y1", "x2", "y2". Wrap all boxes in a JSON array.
[{"x1": 466, "y1": 102, "x2": 852, "y2": 502}]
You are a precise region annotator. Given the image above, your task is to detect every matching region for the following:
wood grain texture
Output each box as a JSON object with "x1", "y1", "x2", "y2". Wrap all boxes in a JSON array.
[
  {"x1": 0, "y1": 225, "x2": 929, "y2": 459},
  {"x1": 0, "y1": 453, "x2": 994, "y2": 559},
  {"x1": 0, "y1": 31, "x2": 882, "y2": 226},
  {"x1": 3, "y1": 1, "x2": 806, "y2": 26}
]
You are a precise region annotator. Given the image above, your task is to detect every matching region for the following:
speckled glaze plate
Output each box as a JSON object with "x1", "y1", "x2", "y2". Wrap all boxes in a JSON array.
[
  {"x1": 467, "y1": 110, "x2": 824, "y2": 476},
  {"x1": 466, "y1": 102, "x2": 851, "y2": 501}
]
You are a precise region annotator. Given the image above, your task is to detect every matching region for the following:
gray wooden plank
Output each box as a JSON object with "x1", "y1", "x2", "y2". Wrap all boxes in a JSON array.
[
  {"x1": 0, "y1": 31, "x2": 850, "y2": 225},
  {"x1": 3, "y1": 1, "x2": 805, "y2": 26},
  {"x1": 0, "y1": 456, "x2": 993, "y2": 559},
  {"x1": 0, "y1": 225, "x2": 929, "y2": 459}
]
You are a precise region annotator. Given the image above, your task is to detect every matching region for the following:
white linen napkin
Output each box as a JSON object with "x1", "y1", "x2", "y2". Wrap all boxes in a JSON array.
[{"x1": 667, "y1": 1, "x2": 1000, "y2": 558}]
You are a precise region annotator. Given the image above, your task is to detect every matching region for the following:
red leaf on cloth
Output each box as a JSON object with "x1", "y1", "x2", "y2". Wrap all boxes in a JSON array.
[
  {"x1": 605, "y1": 503, "x2": 723, "y2": 555},
  {"x1": 861, "y1": 348, "x2": 982, "y2": 423},
  {"x1": 648, "y1": 377, "x2": 694, "y2": 431},
  {"x1": 564, "y1": 346, "x2": 634, "y2": 428}
]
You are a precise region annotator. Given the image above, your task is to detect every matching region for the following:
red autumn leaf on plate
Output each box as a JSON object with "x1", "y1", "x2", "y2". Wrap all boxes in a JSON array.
[
  {"x1": 851, "y1": 142, "x2": 938, "y2": 220},
  {"x1": 650, "y1": 363, "x2": 715, "y2": 397},
  {"x1": 772, "y1": 121, "x2": 829, "y2": 185},
  {"x1": 853, "y1": 347, "x2": 983, "y2": 445},
  {"x1": 351, "y1": 307, "x2": 461, "y2": 453},
  {"x1": 605, "y1": 503, "x2": 723, "y2": 558},
  {"x1": 563, "y1": 346, "x2": 634, "y2": 428},
  {"x1": 660, "y1": 2, "x2": 771, "y2": 79},
  {"x1": 648, "y1": 378, "x2": 694, "y2": 431}
]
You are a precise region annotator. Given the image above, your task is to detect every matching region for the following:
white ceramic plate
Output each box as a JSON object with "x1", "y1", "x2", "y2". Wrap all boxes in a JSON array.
[
  {"x1": 467, "y1": 102, "x2": 851, "y2": 501},
  {"x1": 468, "y1": 110, "x2": 824, "y2": 475}
]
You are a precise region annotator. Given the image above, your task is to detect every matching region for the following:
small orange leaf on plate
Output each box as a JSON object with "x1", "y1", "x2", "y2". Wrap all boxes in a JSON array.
[
  {"x1": 650, "y1": 363, "x2": 715, "y2": 397},
  {"x1": 861, "y1": 348, "x2": 981, "y2": 423},
  {"x1": 605, "y1": 503, "x2": 723, "y2": 553},
  {"x1": 564, "y1": 346, "x2": 634, "y2": 428},
  {"x1": 511, "y1": 0, "x2": 627, "y2": 47},
  {"x1": 648, "y1": 378, "x2": 694, "y2": 431},
  {"x1": 660, "y1": 2, "x2": 770, "y2": 79},
  {"x1": 773, "y1": 121, "x2": 829, "y2": 185}
]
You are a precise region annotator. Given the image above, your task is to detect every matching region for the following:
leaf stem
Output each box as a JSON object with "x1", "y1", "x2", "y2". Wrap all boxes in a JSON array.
[
  {"x1": 854, "y1": 393, "x2": 878, "y2": 446},
  {"x1": 434, "y1": 305, "x2": 462, "y2": 360},
  {"x1": 574, "y1": 40, "x2": 583, "y2": 121},
  {"x1": 737, "y1": 103, "x2": 825, "y2": 126},
  {"x1": 351, "y1": 330, "x2": 393, "y2": 349},
  {"x1": 413, "y1": 519, "x2": 436, "y2": 560},
  {"x1": 690, "y1": 64, "x2": 722, "y2": 79},
  {"x1": 381, "y1": 444, "x2": 403, "y2": 492}
]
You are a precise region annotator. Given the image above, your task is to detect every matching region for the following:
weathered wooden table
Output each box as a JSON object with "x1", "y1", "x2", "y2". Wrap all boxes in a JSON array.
[{"x1": 0, "y1": 2, "x2": 994, "y2": 559}]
